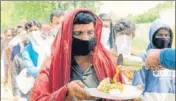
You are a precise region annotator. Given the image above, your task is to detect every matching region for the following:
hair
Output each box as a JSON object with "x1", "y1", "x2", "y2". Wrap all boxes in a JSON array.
[
  {"x1": 24, "y1": 20, "x2": 42, "y2": 31},
  {"x1": 50, "y1": 11, "x2": 64, "y2": 23},
  {"x1": 73, "y1": 12, "x2": 96, "y2": 25},
  {"x1": 154, "y1": 27, "x2": 171, "y2": 36},
  {"x1": 3, "y1": 28, "x2": 16, "y2": 38},
  {"x1": 114, "y1": 19, "x2": 135, "y2": 34},
  {"x1": 112, "y1": 19, "x2": 136, "y2": 46},
  {"x1": 16, "y1": 25, "x2": 23, "y2": 29},
  {"x1": 98, "y1": 13, "x2": 111, "y2": 22},
  {"x1": 16, "y1": 25, "x2": 24, "y2": 32}
]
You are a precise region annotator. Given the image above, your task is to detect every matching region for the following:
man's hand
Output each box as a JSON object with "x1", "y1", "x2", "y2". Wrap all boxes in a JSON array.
[
  {"x1": 145, "y1": 49, "x2": 163, "y2": 70},
  {"x1": 66, "y1": 80, "x2": 96, "y2": 100}
]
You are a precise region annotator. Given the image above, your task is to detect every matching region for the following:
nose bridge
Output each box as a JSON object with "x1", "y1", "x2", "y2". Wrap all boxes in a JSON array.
[
  {"x1": 82, "y1": 31, "x2": 89, "y2": 40},
  {"x1": 158, "y1": 34, "x2": 164, "y2": 38},
  {"x1": 161, "y1": 34, "x2": 165, "y2": 38}
]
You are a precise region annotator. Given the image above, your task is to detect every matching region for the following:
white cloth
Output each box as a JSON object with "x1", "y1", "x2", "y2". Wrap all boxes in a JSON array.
[
  {"x1": 8, "y1": 36, "x2": 21, "y2": 48},
  {"x1": 115, "y1": 35, "x2": 132, "y2": 56},
  {"x1": 16, "y1": 68, "x2": 35, "y2": 94}
]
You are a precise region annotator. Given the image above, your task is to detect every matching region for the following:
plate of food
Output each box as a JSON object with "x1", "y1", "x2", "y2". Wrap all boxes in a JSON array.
[{"x1": 86, "y1": 78, "x2": 142, "y2": 100}]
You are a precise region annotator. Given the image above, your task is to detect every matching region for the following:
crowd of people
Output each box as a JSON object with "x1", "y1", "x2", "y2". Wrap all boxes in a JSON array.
[{"x1": 1, "y1": 8, "x2": 175, "y2": 101}]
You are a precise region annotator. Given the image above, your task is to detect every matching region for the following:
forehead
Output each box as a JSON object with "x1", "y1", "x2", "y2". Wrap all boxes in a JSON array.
[
  {"x1": 53, "y1": 16, "x2": 63, "y2": 20},
  {"x1": 156, "y1": 28, "x2": 170, "y2": 35},
  {"x1": 31, "y1": 26, "x2": 39, "y2": 29},
  {"x1": 17, "y1": 28, "x2": 23, "y2": 31},
  {"x1": 73, "y1": 22, "x2": 94, "y2": 31}
]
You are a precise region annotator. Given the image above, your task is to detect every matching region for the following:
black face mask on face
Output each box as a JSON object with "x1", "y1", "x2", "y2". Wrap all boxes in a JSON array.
[
  {"x1": 153, "y1": 38, "x2": 170, "y2": 49},
  {"x1": 72, "y1": 37, "x2": 96, "y2": 56}
]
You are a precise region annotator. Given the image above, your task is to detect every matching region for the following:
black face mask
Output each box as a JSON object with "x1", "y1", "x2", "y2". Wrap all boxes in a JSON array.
[
  {"x1": 72, "y1": 37, "x2": 96, "y2": 56},
  {"x1": 153, "y1": 38, "x2": 170, "y2": 49}
]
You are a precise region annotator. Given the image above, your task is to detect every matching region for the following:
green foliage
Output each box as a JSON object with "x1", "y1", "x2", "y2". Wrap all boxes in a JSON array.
[
  {"x1": 1, "y1": 1, "x2": 102, "y2": 32},
  {"x1": 128, "y1": 1, "x2": 174, "y2": 24}
]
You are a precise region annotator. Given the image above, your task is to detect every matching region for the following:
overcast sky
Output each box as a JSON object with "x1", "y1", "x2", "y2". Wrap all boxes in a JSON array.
[{"x1": 99, "y1": 1, "x2": 166, "y2": 17}]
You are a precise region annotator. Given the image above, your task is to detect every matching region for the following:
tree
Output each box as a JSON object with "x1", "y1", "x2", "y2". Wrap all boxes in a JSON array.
[
  {"x1": 1, "y1": 1, "x2": 102, "y2": 31},
  {"x1": 128, "y1": 1, "x2": 174, "y2": 24}
]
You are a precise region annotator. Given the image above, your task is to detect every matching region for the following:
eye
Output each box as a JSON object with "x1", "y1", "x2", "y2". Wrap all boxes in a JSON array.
[
  {"x1": 73, "y1": 31, "x2": 83, "y2": 36},
  {"x1": 159, "y1": 34, "x2": 163, "y2": 37},
  {"x1": 87, "y1": 30, "x2": 94, "y2": 35},
  {"x1": 165, "y1": 34, "x2": 169, "y2": 37}
]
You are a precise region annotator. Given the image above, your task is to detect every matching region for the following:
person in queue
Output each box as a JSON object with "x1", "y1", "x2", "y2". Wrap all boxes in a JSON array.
[{"x1": 133, "y1": 19, "x2": 175, "y2": 101}]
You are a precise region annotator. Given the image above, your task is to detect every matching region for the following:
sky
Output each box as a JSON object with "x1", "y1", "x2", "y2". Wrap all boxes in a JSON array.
[
  {"x1": 99, "y1": 1, "x2": 166, "y2": 17},
  {"x1": 160, "y1": 7, "x2": 175, "y2": 27},
  {"x1": 99, "y1": 1, "x2": 175, "y2": 27}
]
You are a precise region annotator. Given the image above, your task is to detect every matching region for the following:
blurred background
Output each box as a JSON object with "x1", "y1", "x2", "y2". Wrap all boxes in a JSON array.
[
  {"x1": 1, "y1": 1, "x2": 175, "y2": 101},
  {"x1": 1, "y1": 1, "x2": 175, "y2": 50}
]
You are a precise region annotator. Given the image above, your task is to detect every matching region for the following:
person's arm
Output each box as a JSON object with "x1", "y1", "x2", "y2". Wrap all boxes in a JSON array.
[
  {"x1": 11, "y1": 55, "x2": 21, "y2": 98},
  {"x1": 5, "y1": 46, "x2": 13, "y2": 87},
  {"x1": 146, "y1": 48, "x2": 175, "y2": 70},
  {"x1": 21, "y1": 50, "x2": 39, "y2": 78},
  {"x1": 159, "y1": 48, "x2": 176, "y2": 70},
  {"x1": 5, "y1": 46, "x2": 12, "y2": 68},
  {"x1": 133, "y1": 66, "x2": 148, "y2": 91},
  {"x1": 132, "y1": 54, "x2": 148, "y2": 91}
]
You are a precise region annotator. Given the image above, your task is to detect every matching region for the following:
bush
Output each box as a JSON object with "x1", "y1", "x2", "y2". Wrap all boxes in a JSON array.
[{"x1": 129, "y1": 1, "x2": 174, "y2": 24}]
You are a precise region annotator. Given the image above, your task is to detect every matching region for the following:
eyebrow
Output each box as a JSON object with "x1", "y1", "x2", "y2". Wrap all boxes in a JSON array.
[
  {"x1": 157, "y1": 32, "x2": 170, "y2": 35},
  {"x1": 73, "y1": 29, "x2": 94, "y2": 32}
]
